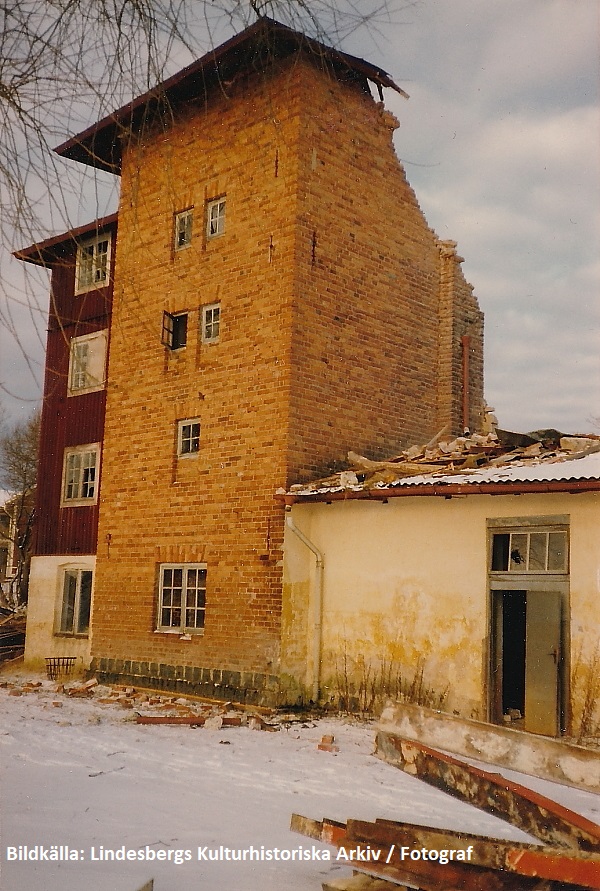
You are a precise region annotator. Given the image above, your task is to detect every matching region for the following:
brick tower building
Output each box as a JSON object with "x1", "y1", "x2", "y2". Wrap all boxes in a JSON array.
[{"x1": 20, "y1": 20, "x2": 483, "y2": 703}]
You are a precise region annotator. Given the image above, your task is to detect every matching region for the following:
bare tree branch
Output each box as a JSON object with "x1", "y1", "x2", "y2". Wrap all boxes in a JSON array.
[{"x1": 1, "y1": 0, "x2": 405, "y2": 414}]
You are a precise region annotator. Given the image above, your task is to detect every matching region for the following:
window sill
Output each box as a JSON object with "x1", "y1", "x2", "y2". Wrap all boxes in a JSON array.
[
  {"x1": 74, "y1": 282, "x2": 110, "y2": 297},
  {"x1": 67, "y1": 384, "x2": 106, "y2": 398},
  {"x1": 154, "y1": 629, "x2": 204, "y2": 638},
  {"x1": 53, "y1": 632, "x2": 89, "y2": 639}
]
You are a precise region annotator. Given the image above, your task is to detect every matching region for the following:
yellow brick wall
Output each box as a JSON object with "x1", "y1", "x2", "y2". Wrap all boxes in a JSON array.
[{"x1": 90, "y1": 55, "x2": 483, "y2": 699}]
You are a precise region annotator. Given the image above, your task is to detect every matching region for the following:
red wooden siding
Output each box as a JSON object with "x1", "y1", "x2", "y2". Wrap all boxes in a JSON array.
[{"x1": 33, "y1": 220, "x2": 115, "y2": 557}]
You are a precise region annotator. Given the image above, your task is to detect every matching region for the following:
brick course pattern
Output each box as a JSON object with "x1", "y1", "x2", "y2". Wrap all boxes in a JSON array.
[{"x1": 90, "y1": 54, "x2": 483, "y2": 702}]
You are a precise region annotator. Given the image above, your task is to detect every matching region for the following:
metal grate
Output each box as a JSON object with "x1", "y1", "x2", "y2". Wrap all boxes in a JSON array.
[{"x1": 45, "y1": 656, "x2": 76, "y2": 681}]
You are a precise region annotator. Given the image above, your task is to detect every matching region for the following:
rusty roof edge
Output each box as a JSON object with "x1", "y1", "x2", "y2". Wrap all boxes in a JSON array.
[
  {"x1": 53, "y1": 17, "x2": 407, "y2": 167},
  {"x1": 278, "y1": 477, "x2": 600, "y2": 505},
  {"x1": 13, "y1": 213, "x2": 118, "y2": 267}
]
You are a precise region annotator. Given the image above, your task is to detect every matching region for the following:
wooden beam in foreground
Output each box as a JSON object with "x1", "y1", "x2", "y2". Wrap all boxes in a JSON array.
[
  {"x1": 378, "y1": 736, "x2": 600, "y2": 852},
  {"x1": 348, "y1": 818, "x2": 600, "y2": 889},
  {"x1": 291, "y1": 815, "x2": 571, "y2": 891}
]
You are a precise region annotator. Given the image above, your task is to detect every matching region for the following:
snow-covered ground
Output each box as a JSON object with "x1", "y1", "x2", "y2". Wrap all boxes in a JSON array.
[{"x1": 2, "y1": 672, "x2": 600, "y2": 891}]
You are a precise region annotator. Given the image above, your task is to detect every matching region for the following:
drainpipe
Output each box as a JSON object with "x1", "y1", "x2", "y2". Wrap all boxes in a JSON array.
[
  {"x1": 285, "y1": 507, "x2": 324, "y2": 704},
  {"x1": 461, "y1": 334, "x2": 471, "y2": 431}
]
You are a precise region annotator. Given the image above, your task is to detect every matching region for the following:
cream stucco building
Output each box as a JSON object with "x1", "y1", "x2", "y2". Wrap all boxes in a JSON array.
[{"x1": 281, "y1": 448, "x2": 600, "y2": 737}]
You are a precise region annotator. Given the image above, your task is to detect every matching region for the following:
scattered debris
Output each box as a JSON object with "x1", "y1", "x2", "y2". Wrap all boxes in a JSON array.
[
  {"x1": 0, "y1": 613, "x2": 26, "y2": 663},
  {"x1": 283, "y1": 430, "x2": 600, "y2": 496},
  {"x1": 292, "y1": 734, "x2": 600, "y2": 890},
  {"x1": 89, "y1": 765, "x2": 125, "y2": 778},
  {"x1": 318, "y1": 734, "x2": 340, "y2": 753},
  {"x1": 292, "y1": 813, "x2": 600, "y2": 891}
]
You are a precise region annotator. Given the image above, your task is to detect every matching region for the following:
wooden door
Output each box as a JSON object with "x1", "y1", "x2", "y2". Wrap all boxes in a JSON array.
[{"x1": 524, "y1": 589, "x2": 562, "y2": 736}]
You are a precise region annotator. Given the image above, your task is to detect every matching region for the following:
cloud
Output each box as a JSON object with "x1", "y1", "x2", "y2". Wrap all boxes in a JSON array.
[
  {"x1": 2, "y1": 0, "x2": 598, "y2": 436},
  {"x1": 380, "y1": 1, "x2": 599, "y2": 432}
]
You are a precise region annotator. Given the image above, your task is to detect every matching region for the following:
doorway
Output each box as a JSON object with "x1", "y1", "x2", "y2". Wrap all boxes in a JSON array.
[{"x1": 491, "y1": 587, "x2": 563, "y2": 736}]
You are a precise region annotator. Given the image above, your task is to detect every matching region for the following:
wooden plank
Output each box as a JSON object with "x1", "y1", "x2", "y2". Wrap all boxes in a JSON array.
[
  {"x1": 378, "y1": 736, "x2": 600, "y2": 851},
  {"x1": 377, "y1": 701, "x2": 600, "y2": 793},
  {"x1": 290, "y1": 815, "x2": 558, "y2": 891},
  {"x1": 321, "y1": 873, "x2": 405, "y2": 891},
  {"x1": 347, "y1": 819, "x2": 600, "y2": 889},
  {"x1": 136, "y1": 715, "x2": 207, "y2": 725}
]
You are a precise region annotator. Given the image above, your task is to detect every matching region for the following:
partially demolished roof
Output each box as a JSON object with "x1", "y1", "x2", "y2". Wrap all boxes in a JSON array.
[
  {"x1": 280, "y1": 430, "x2": 600, "y2": 503},
  {"x1": 54, "y1": 17, "x2": 407, "y2": 174}
]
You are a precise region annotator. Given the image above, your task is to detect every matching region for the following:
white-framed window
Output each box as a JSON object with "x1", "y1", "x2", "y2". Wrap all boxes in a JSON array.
[
  {"x1": 161, "y1": 311, "x2": 188, "y2": 350},
  {"x1": 178, "y1": 419, "x2": 200, "y2": 456},
  {"x1": 57, "y1": 568, "x2": 93, "y2": 636},
  {"x1": 67, "y1": 330, "x2": 108, "y2": 395},
  {"x1": 202, "y1": 303, "x2": 220, "y2": 343},
  {"x1": 490, "y1": 527, "x2": 568, "y2": 574},
  {"x1": 62, "y1": 444, "x2": 99, "y2": 504},
  {"x1": 75, "y1": 234, "x2": 111, "y2": 294},
  {"x1": 206, "y1": 198, "x2": 226, "y2": 238},
  {"x1": 174, "y1": 209, "x2": 193, "y2": 250},
  {"x1": 158, "y1": 564, "x2": 206, "y2": 632}
]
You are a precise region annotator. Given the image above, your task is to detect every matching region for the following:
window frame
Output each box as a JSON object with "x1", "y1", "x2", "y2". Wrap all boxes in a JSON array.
[
  {"x1": 488, "y1": 516, "x2": 569, "y2": 576},
  {"x1": 61, "y1": 444, "x2": 100, "y2": 506},
  {"x1": 157, "y1": 563, "x2": 207, "y2": 634},
  {"x1": 174, "y1": 208, "x2": 193, "y2": 251},
  {"x1": 201, "y1": 303, "x2": 221, "y2": 344},
  {"x1": 67, "y1": 330, "x2": 108, "y2": 396},
  {"x1": 177, "y1": 418, "x2": 201, "y2": 457},
  {"x1": 206, "y1": 197, "x2": 226, "y2": 239},
  {"x1": 75, "y1": 234, "x2": 111, "y2": 295},
  {"x1": 161, "y1": 311, "x2": 188, "y2": 350},
  {"x1": 56, "y1": 567, "x2": 93, "y2": 637}
]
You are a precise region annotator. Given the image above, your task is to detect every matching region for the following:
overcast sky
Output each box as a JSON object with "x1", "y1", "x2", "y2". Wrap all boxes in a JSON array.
[{"x1": 1, "y1": 0, "x2": 599, "y2": 435}]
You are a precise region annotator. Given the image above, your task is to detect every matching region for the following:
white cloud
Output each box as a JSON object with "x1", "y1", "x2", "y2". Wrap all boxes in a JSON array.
[{"x1": 2, "y1": 0, "x2": 599, "y2": 436}]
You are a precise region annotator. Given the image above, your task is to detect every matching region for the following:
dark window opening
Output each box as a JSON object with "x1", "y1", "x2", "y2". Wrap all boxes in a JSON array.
[{"x1": 162, "y1": 311, "x2": 188, "y2": 350}]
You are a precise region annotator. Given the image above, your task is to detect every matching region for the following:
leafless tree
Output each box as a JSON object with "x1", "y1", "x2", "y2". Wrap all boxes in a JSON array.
[{"x1": 0, "y1": 410, "x2": 40, "y2": 605}]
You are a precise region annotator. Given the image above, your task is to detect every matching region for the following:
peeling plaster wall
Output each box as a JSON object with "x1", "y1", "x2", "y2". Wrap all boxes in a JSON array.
[{"x1": 281, "y1": 491, "x2": 600, "y2": 727}]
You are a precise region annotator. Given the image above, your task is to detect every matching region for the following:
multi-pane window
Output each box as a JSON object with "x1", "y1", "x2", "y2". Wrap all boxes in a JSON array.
[
  {"x1": 202, "y1": 303, "x2": 220, "y2": 343},
  {"x1": 206, "y1": 198, "x2": 226, "y2": 238},
  {"x1": 158, "y1": 564, "x2": 206, "y2": 632},
  {"x1": 161, "y1": 311, "x2": 188, "y2": 350},
  {"x1": 63, "y1": 446, "x2": 99, "y2": 503},
  {"x1": 58, "y1": 569, "x2": 92, "y2": 636},
  {"x1": 491, "y1": 529, "x2": 568, "y2": 573},
  {"x1": 178, "y1": 419, "x2": 200, "y2": 456},
  {"x1": 68, "y1": 331, "x2": 108, "y2": 394},
  {"x1": 76, "y1": 235, "x2": 111, "y2": 293},
  {"x1": 174, "y1": 209, "x2": 193, "y2": 250},
  {"x1": 71, "y1": 341, "x2": 89, "y2": 389}
]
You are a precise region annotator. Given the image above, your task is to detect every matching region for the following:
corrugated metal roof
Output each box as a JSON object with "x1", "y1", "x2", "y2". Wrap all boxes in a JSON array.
[
  {"x1": 282, "y1": 448, "x2": 600, "y2": 502},
  {"x1": 383, "y1": 450, "x2": 600, "y2": 489}
]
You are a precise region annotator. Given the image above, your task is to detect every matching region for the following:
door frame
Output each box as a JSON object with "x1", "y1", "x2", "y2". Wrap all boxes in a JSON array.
[
  {"x1": 489, "y1": 576, "x2": 569, "y2": 734},
  {"x1": 486, "y1": 515, "x2": 570, "y2": 736}
]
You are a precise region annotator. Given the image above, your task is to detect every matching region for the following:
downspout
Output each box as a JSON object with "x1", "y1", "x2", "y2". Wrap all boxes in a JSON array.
[
  {"x1": 461, "y1": 334, "x2": 471, "y2": 431},
  {"x1": 285, "y1": 507, "x2": 324, "y2": 704}
]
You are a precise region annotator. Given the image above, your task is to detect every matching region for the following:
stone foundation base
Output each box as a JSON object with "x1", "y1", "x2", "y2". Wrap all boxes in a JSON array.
[{"x1": 91, "y1": 657, "x2": 290, "y2": 707}]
